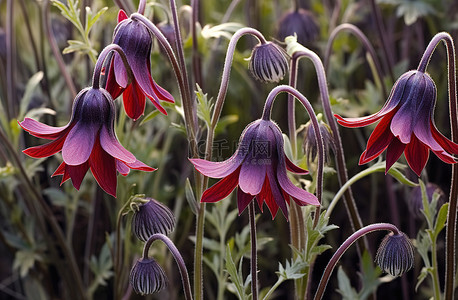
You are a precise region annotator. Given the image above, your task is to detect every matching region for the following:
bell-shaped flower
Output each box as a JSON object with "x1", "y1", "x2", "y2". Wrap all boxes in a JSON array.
[
  {"x1": 335, "y1": 70, "x2": 458, "y2": 176},
  {"x1": 249, "y1": 42, "x2": 289, "y2": 83},
  {"x1": 105, "y1": 9, "x2": 174, "y2": 121},
  {"x1": 19, "y1": 87, "x2": 155, "y2": 197},
  {"x1": 190, "y1": 119, "x2": 319, "y2": 219}
]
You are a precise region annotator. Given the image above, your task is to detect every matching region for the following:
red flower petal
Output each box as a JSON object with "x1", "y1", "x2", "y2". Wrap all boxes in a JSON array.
[
  {"x1": 359, "y1": 110, "x2": 396, "y2": 164},
  {"x1": 23, "y1": 133, "x2": 68, "y2": 158},
  {"x1": 123, "y1": 80, "x2": 146, "y2": 121},
  {"x1": 66, "y1": 162, "x2": 90, "y2": 190},
  {"x1": 285, "y1": 156, "x2": 308, "y2": 175},
  {"x1": 385, "y1": 137, "x2": 405, "y2": 173},
  {"x1": 237, "y1": 188, "x2": 254, "y2": 215},
  {"x1": 405, "y1": 135, "x2": 429, "y2": 176},
  {"x1": 89, "y1": 139, "x2": 117, "y2": 197},
  {"x1": 201, "y1": 168, "x2": 240, "y2": 203},
  {"x1": 430, "y1": 121, "x2": 458, "y2": 155},
  {"x1": 123, "y1": 159, "x2": 156, "y2": 172},
  {"x1": 267, "y1": 167, "x2": 288, "y2": 219},
  {"x1": 117, "y1": 9, "x2": 128, "y2": 23}
]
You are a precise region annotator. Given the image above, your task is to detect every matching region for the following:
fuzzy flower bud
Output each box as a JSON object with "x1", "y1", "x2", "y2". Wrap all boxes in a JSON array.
[
  {"x1": 375, "y1": 232, "x2": 414, "y2": 277},
  {"x1": 302, "y1": 116, "x2": 334, "y2": 167},
  {"x1": 277, "y1": 9, "x2": 319, "y2": 45},
  {"x1": 130, "y1": 258, "x2": 168, "y2": 295},
  {"x1": 132, "y1": 198, "x2": 176, "y2": 242},
  {"x1": 249, "y1": 42, "x2": 289, "y2": 83}
]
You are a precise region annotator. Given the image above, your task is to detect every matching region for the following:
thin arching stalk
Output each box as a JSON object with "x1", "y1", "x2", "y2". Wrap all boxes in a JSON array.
[{"x1": 417, "y1": 32, "x2": 458, "y2": 300}]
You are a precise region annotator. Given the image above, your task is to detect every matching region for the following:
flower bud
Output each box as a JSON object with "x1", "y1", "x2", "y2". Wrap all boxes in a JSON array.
[
  {"x1": 375, "y1": 232, "x2": 414, "y2": 277},
  {"x1": 249, "y1": 42, "x2": 289, "y2": 83},
  {"x1": 277, "y1": 9, "x2": 319, "y2": 45},
  {"x1": 302, "y1": 117, "x2": 334, "y2": 167},
  {"x1": 130, "y1": 258, "x2": 167, "y2": 295},
  {"x1": 408, "y1": 183, "x2": 445, "y2": 220},
  {"x1": 132, "y1": 198, "x2": 176, "y2": 242}
]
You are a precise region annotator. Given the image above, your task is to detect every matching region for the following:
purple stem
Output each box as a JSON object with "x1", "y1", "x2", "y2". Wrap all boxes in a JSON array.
[
  {"x1": 91, "y1": 44, "x2": 131, "y2": 89},
  {"x1": 292, "y1": 49, "x2": 366, "y2": 242},
  {"x1": 313, "y1": 223, "x2": 400, "y2": 300},
  {"x1": 137, "y1": 0, "x2": 146, "y2": 14},
  {"x1": 249, "y1": 201, "x2": 258, "y2": 300},
  {"x1": 143, "y1": 234, "x2": 193, "y2": 300},
  {"x1": 262, "y1": 85, "x2": 324, "y2": 208},
  {"x1": 417, "y1": 32, "x2": 458, "y2": 300}
]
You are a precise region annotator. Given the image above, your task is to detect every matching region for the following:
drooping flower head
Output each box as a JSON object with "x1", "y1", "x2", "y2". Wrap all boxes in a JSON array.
[
  {"x1": 277, "y1": 8, "x2": 319, "y2": 46},
  {"x1": 130, "y1": 258, "x2": 168, "y2": 295},
  {"x1": 335, "y1": 70, "x2": 458, "y2": 176},
  {"x1": 375, "y1": 232, "x2": 414, "y2": 277},
  {"x1": 190, "y1": 119, "x2": 319, "y2": 219},
  {"x1": 302, "y1": 116, "x2": 334, "y2": 167},
  {"x1": 249, "y1": 42, "x2": 289, "y2": 83},
  {"x1": 105, "y1": 10, "x2": 174, "y2": 121},
  {"x1": 19, "y1": 87, "x2": 155, "y2": 197},
  {"x1": 132, "y1": 197, "x2": 176, "y2": 242}
]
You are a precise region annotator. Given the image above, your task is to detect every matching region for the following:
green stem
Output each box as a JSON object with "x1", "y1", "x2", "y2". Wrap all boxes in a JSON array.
[
  {"x1": 431, "y1": 236, "x2": 442, "y2": 300},
  {"x1": 262, "y1": 278, "x2": 285, "y2": 300}
]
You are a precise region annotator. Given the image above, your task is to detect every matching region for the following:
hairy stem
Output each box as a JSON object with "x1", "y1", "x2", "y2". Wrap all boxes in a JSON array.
[
  {"x1": 313, "y1": 223, "x2": 400, "y2": 300},
  {"x1": 249, "y1": 201, "x2": 258, "y2": 300},
  {"x1": 417, "y1": 32, "x2": 458, "y2": 300},
  {"x1": 143, "y1": 234, "x2": 193, "y2": 300}
]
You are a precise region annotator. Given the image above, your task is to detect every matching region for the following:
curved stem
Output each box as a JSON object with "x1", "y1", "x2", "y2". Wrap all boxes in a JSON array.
[
  {"x1": 324, "y1": 23, "x2": 388, "y2": 99},
  {"x1": 42, "y1": 0, "x2": 77, "y2": 100},
  {"x1": 131, "y1": 13, "x2": 199, "y2": 158},
  {"x1": 143, "y1": 234, "x2": 193, "y2": 300},
  {"x1": 249, "y1": 201, "x2": 258, "y2": 300},
  {"x1": 291, "y1": 49, "x2": 365, "y2": 239},
  {"x1": 137, "y1": 0, "x2": 146, "y2": 14},
  {"x1": 91, "y1": 44, "x2": 131, "y2": 89},
  {"x1": 6, "y1": 0, "x2": 16, "y2": 119},
  {"x1": 262, "y1": 85, "x2": 323, "y2": 207},
  {"x1": 417, "y1": 32, "x2": 458, "y2": 300},
  {"x1": 313, "y1": 223, "x2": 400, "y2": 300},
  {"x1": 287, "y1": 55, "x2": 299, "y2": 159},
  {"x1": 194, "y1": 27, "x2": 267, "y2": 300}
]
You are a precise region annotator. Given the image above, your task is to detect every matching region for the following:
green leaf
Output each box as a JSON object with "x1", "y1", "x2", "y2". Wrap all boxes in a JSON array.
[
  {"x1": 88, "y1": 242, "x2": 113, "y2": 296},
  {"x1": 140, "y1": 110, "x2": 162, "y2": 126},
  {"x1": 386, "y1": 164, "x2": 418, "y2": 187},
  {"x1": 86, "y1": 6, "x2": 108, "y2": 34},
  {"x1": 416, "y1": 267, "x2": 429, "y2": 291},
  {"x1": 195, "y1": 84, "x2": 213, "y2": 127},
  {"x1": 337, "y1": 267, "x2": 359, "y2": 300},
  {"x1": 18, "y1": 72, "x2": 43, "y2": 121},
  {"x1": 185, "y1": 177, "x2": 199, "y2": 215},
  {"x1": 13, "y1": 249, "x2": 43, "y2": 278},
  {"x1": 434, "y1": 203, "x2": 449, "y2": 237},
  {"x1": 225, "y1": 245, "x2": 249, "y2": 300},
  {"x1": 359, "y1": 251, "x2": 383, "y2": 300}
]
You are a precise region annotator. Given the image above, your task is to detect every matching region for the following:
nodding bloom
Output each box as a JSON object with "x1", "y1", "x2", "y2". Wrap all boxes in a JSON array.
[
  {"x1": 335, "y1": 70, "x2": 458, "y2": 176},
  {"x1": 249, "y1": 42, "x2": 289, "y2": 83},
  {"x1": 190, "y1": 119, "x2": 319, "y2": 219},
  {"x1": 375, "y1": 232, "x2": 414, "y2": 277},
  {"x1": 130, "y1": 258, "x2": 167, "y2": 295},
  {"x1": 132, "y1": 198, "x2": 176, "y2": 242},
  {"x1": 302, "y1": 117, "x2": 334, "y2": 167},
  {"x1": 277, "y1": 8, "x2": 319, "y2": 45},
  {"x1": 105, "y1": 9, "x2": 174, "y2": 121},
  {"x1": 19, "y1": 87, "x2": 155, "y2": 197}
]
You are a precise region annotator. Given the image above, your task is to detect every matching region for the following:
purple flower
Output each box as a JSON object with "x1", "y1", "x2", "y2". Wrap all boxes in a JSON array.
[
  {"x1": 105, "y1": 10, "x2": 174, "y2": 121},
  {"x1": 335, "y1": 70, "x2": 458, "y2": 176},
  {"x1": 19, "y1": 87, "x2": 155, "y2": 197},
  {"x1": 249, "y1": 42, "x2": 289, "y2": 83},
  {"x1": 375, "y1": 232, "x2": 414, "y2": 277},
  {"x1": 130, "y1": 258, "x2": 167, "y2": 295},
  {"x1": 190, "y1": 119, "x2": 319, "y2": 219},
  {"x1": 277, "y1": 9, "x2": 319, "y2": 45}
]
